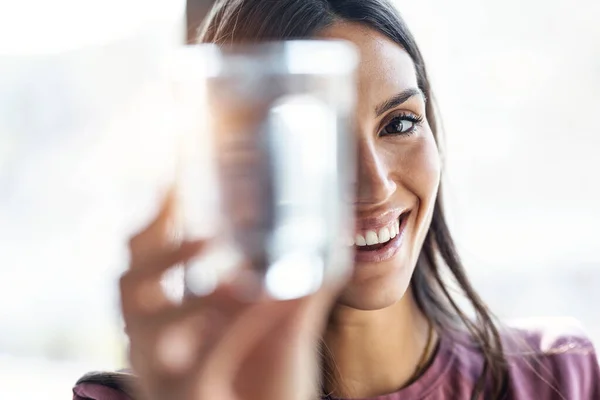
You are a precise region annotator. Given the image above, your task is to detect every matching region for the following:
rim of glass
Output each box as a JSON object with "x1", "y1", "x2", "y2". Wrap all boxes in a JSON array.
[{"x1": 173, "y1": 40, "x2": 359, "y2": 78}]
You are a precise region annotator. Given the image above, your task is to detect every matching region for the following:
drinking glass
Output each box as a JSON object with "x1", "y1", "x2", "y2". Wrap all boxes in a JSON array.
[{"x1": 175, "y1": 41, "x2": 358, "y2": 300}]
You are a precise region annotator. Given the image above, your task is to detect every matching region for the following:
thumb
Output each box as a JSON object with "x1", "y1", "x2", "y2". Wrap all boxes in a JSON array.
[{"x1": 281, "y1": 281, "x2": 343, "y2": 341}]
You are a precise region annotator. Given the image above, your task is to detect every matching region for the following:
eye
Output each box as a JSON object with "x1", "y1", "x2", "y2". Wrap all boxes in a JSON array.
[{"x1": 380, "y1": 113, "x2": 423, "y2": 137}]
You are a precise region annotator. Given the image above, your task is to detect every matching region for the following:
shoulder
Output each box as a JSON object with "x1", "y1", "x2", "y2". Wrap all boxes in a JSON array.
[
  {"x1": 506, "y1": 316, "x2": 595, "y2": 353},
  {"x1": 502, "y1": 317, "x2": 600, "y2": 399},
  {"x1": 73, "y1": 370, "x2": 136, "y2": 400}
]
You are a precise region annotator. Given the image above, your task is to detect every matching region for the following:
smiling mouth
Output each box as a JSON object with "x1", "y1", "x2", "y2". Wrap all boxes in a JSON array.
[{"x1": 351, "y1": 212, "x2": 410, "y2": 259}]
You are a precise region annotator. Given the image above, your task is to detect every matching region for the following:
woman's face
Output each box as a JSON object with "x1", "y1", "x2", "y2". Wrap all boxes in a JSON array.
[{"x1": 320, "y1": 23, "x2": 441, "y2": 311}]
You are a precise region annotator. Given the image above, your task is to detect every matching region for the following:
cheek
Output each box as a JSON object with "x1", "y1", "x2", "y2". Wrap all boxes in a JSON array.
[
  {"x1": 387, "y1": 128, "x2": 441, "y2": 226},
  {"x1": 404, "y1": 134, "x2": 440, "y2": 202}
]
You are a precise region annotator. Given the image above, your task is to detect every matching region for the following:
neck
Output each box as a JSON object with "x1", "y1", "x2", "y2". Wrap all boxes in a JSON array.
[{"x1": 322, "y1": 289, "x2": 432, "y2": 398}]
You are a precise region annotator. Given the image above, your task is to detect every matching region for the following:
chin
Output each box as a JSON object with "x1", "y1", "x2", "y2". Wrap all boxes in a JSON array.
[{"x1": 336, "y1": 259, "x2": 415, "y2": 311}]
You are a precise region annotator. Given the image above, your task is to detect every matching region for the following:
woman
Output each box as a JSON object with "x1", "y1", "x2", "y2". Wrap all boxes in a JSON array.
[{"x1": 74, "y1": 0, "x2": 600, "y2": 399}]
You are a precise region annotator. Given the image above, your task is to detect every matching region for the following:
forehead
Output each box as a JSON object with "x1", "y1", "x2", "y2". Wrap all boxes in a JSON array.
[{"x1": 318, "y1": 22, "x2": 419, "y2": 103}]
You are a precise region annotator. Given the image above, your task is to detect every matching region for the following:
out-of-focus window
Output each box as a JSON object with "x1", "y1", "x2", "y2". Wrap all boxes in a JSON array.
[
  {"x1": 0, "y1": 1, "x2": 598, "y2": 399},
  {"x1": 0, "y1": 1, "x2": 186, "y2": 398},
  {"x1": 400, "y1": 0, "x2": 600, "y2": 341}
]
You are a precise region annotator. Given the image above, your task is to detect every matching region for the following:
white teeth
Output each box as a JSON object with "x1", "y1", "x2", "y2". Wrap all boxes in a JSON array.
[
  {"x1": 355, "y1": 234, "x2": 367, "y2": 246},
  {"x1": 354, "y1": 217, "x2": 403, "y2": 247},
  {"x1": 365, "y1": 231, "x2": 379, "y2": 245},
  {"x1": 378, "y1": 227, "x2": 390, "y2": 243}
]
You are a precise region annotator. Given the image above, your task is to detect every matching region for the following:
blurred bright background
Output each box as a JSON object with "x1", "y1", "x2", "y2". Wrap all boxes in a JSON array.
[{"x1": 0, "y1": 0, "x2": 599, "y2": 398}]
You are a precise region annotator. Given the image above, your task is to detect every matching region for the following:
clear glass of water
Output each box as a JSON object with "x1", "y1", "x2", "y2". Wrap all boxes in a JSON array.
[{"x1": 174, "y1": 41, "x2": 358, "y2": 300}]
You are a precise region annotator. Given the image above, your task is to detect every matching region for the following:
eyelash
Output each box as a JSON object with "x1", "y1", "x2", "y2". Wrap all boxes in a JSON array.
[{"x1": 379, "y1": 112, "x2": 424, "y2": 137}]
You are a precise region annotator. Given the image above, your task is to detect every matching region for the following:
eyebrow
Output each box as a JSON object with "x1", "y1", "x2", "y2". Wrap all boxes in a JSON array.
[{"x1": 374, "y1": 88, "x2": 425, "y2": 117}]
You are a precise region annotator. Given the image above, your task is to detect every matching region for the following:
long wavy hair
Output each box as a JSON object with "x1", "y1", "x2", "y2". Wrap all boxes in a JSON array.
[{"x1": 197, "y1": 1, "x2": 509, "y2": 398}]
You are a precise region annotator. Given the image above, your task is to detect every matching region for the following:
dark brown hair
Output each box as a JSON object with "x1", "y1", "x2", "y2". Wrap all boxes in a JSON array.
[{"x1": 197, "y1": 1, "x2": 509, "y2": 398}]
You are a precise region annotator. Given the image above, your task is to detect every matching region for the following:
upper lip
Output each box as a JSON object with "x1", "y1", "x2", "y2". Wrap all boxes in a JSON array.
[{"x1": 355, "y1": 208, "x2": 407, "y2": 231}]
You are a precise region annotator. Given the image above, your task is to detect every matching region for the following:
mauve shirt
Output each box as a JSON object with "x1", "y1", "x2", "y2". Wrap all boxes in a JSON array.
[{"x1": 73, "y1": 318, "x2": 600, "y2": 400}]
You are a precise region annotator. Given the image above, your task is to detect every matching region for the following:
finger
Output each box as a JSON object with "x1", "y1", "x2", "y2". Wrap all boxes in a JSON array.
[
  {"x1": 121, "y1": 240, "x2": 207, "y2": 318},
  {"x1": 129, "y1": 189, "x2": 178, "y2": 266},
  {"x1": 290, "y1": 280, "x2": 347, "y2": 339},
  {"x1": 128, "y1": 287, "x2": 247, "y2": 378},
  {"x1": 132, "y1": 283, "x2": 248, "y2": 332},
  {"x1": 130, "y1": 310, "x2": 222, "y2": 378},
  {"x1": 150, "y1": 288, "x2": 251, "y2": 375}
]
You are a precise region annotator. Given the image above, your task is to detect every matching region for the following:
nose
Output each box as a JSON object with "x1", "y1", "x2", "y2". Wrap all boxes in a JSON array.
[{"x1": 355, "y1": 140, "x2": 396, "y2": 206}]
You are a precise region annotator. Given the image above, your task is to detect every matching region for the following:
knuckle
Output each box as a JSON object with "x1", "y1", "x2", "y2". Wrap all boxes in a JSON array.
[
  {"x1": 119, "y1": 271, "x2": 135, "y2": 294},
  {"x1": 128, "y1": 232, "x2": 150, "y2": 257},
  {"x1": 127, "y1": 234, "x2": 141, "y2": 251}
]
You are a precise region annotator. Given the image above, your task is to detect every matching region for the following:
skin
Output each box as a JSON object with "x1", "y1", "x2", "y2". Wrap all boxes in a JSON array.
[
  {"x1": 120, "y1": 22, "x2": 442, "y2": 400},
  {"x1": 318, "y1": 23, "x2": 442, "y2": 398}
]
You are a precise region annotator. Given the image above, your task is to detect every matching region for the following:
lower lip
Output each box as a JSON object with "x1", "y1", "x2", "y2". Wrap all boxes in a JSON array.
[{"x1": 353, "y1": 213, "x2": 410, "y2": 263}]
